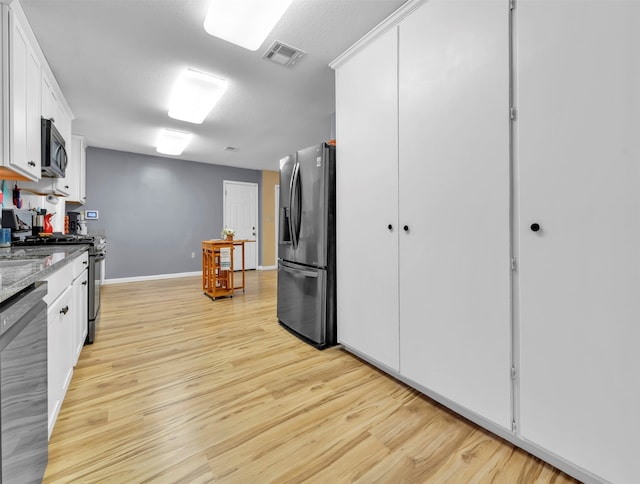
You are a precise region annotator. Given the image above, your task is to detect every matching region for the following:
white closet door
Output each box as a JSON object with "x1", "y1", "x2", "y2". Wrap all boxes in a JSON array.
[
  {"x1": 398, "y1": 0, "x2": 512, "y2": 429},
  {"x1": 516, "y1": 2, "x2": 640, "y2": 483},
  {"x1": 335, "y1": 27, "x2": 400, "y2": 370}
]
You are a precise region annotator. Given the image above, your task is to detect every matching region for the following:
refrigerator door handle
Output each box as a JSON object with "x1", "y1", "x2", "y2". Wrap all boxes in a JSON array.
[
  {"x1": 290, "y1": 162, "x2": 301, "y2": 249},
  {"x1": 281, "y1": 264, "x2": 318, "y2": 278}
]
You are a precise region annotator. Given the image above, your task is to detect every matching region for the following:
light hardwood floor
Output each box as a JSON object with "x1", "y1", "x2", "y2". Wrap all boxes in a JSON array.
[{"x1": 43, "y1": 270, "x2": 578, "y2": 483}]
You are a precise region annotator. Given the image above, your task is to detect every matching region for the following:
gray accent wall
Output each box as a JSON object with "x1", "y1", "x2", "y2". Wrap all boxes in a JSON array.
[{"x1": 78, "y1": 147, "x2": 261, "y2": 280}]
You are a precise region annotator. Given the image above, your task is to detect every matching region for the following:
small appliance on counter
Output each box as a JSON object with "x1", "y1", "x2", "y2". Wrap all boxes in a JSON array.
[
  {"x1": 29, "y1": 208, "x2": 53, "y2": 235},
  {"x1": 1, "y1": 208, "x2": 33, "y2": 241},
  {"x1": 67, "y1": 211, "x2": 87, "y2": 235}
]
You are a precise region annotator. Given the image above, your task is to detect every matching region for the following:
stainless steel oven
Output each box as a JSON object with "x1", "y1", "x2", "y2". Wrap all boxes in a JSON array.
[{"x1": 87, "y1": 239, "x2": 106, "y2": 343}]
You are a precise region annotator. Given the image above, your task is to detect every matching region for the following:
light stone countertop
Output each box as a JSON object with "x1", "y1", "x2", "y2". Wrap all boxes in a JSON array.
[{"x1": 0, "y1": 245, "x2": 89, "y2": 304}]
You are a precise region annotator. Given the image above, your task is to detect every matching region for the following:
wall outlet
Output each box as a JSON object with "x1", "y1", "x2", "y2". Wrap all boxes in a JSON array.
[{"x1": 191, "y1": 252, "x2": 195, "y2": 259}]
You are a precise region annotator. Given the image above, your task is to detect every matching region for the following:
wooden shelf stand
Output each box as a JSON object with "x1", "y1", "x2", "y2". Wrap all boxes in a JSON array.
[{"x1": 202, "y1": 240, "x2": 234, "y2": 300}]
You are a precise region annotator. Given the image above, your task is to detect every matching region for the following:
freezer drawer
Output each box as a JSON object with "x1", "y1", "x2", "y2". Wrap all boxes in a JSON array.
[{"x1": 277, "y1": 261, "x2": 327, "y2": 346}]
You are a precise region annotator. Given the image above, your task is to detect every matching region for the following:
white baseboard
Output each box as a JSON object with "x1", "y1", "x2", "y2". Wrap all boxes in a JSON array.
[
  {"x1": 104, "y1": 271, "x2": 201, "y2": 285},
  {"x1": 258, "y1": 265, "x2": 277, "y2": 271}
]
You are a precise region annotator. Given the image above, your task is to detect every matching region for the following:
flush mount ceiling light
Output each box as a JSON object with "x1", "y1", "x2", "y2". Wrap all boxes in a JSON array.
[
  {"x1": 203, "y1": 0, "x2": 293, "y2": 51},
  {"x1": 168, "y1": 68, "x2": 228, "y2": 124},
  {"x1": 156, "y1": 129, "x2": 192, "y2": 156}
]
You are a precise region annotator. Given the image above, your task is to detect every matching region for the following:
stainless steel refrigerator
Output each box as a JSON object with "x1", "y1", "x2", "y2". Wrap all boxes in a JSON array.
[{"x1": 277, "y1": 142, "x2": 336, "y2": 348}]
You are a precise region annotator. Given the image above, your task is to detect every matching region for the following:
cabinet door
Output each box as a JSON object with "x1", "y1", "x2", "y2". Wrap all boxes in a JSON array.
[
  {"x1": 47, "y1": 285, "x2": 73, "y2": 439},
  {"x1": 25, "y1": 40, "x2": 41, "y2": 174},
  {"x1": 67, "y1": 136, "x2": 87, "y2": 203},
  {"x1": 516, "y1": 3, "x2": 640, "y2": 482},
  {"x1": 53, "y1": 175, "x2": 71, "y2": 197},
  {"x1": 52, "y1": 104, "x2": 72, "y2": 195},
  {"x1": 335, "y1": 27, "x2": 400, "y2": 370},
  {"x1": 56, "y1": 103, "x2": 72, "y2": 147},
  {"x1": 72, "y1": 271, "x2": 88, "y2": 365},
  {"x1": 47, "y1": 301, "x2": 62, "y2": 439},
  {"x1": 8, "y1": 11, "x2": 41, "y2": 180},
  {"x1": 41, "y1": 74, "x2": 55, "y2": 121},
  {"x1": 398, "y1": 0, "x2": 512, "y2": 429}
]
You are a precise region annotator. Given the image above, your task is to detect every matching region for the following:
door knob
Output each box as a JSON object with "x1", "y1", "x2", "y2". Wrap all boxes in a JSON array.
[
  {"x1": 403, "y1": 225, "x2": 409, "y2": 232},
  {"x1": 530, "y1": 223, "x2": 541, "y2": 232},
  {"x1": 387, "y1": 224, "x2": 393, "y2": 231}
]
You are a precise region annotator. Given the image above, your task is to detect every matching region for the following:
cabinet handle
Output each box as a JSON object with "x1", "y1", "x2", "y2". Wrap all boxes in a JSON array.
[
  {"x1": 28, "y1": 160, "x2": 36, "y2": 167},
  {"x1": 65, "y1": 185, "x2": 69, "y2": 189},
  {"x1": 82, "y1": 280, "x2": 88, "y2": 286},
  {"x1": 530, "y1": 223, "x2": 541, "y2": 232},
  {"x1": 83, "y1": 260, "x2": 88, "y2": 265},
  {"x1": 387, "y1": 224, "x2": 393, "y2": 231},
  {"x1": 60, "y1": 305, "x2": 69, "y2": 315},
  {"x1": 403, "y1": 225, "x2": 409, "y2": 232}
]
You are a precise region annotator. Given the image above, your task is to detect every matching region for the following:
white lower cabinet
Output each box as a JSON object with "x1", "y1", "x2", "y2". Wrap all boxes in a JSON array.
[
  {"x1": 47, "y1": 285, "x2": 72, "y2": 439},
  {"x1": 45, "y1": 251, "x2": 89, "y2": 439},
  {"x1": 335, "y1": 26, "x2": 399, "y2": 371},
  {"x1": 515, "y1": 3, "x2": 640, "y2": 483},
  {"x1": 71, "y1": 266, "x2": 88, "y2": 365},
  {"x1": 336, "y1": 0, "x2": 511, "y2": 428},
  {"x1": 397, "y1": 0, "x2": 512, "y2": 430},
  {"x1": 333, "y1": 0, "x2": 640, "y2": 482}
]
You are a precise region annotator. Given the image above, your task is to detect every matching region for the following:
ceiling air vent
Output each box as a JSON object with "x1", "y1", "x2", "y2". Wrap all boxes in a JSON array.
[
  {"x1": 263, "y1": 40, "x2": 306, "y2": 67},
  {"x1": 224, "y1": 146, "x2": 238, "y2": 152}
]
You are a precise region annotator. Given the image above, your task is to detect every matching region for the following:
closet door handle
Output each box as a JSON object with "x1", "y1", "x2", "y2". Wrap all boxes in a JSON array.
[
  {"x1": 387, "y1": 224, "x2": 393, "y2": 231},
  {"x1": 403, "y1": 225, "x2": 409, "y2": 232},
  {"x1": 530, "y1": 223, "x2": 541, "y2": 232}
]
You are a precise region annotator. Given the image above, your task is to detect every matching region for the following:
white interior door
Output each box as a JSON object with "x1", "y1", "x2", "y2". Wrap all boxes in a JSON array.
[
  {"x1": 398, "y1": 0, "x2": 512, "y2": 430},
  {"x1": 223, "y1": 181, "x2": 258, "y2": 270},
  {"x1": 516, "y1": 3, "x2": 640, "y2": 483}
]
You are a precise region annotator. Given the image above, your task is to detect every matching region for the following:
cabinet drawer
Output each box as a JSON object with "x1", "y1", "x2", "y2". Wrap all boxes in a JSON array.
[
  {"x1": 71, "y1": 251, "x2": 89, "y2": 279},
  {"x1": 44, "y1": 262, "x2": 73, "y2": 306},
  {"x1": 44, "y1": 252, "x2": 89, "y2": 305}
]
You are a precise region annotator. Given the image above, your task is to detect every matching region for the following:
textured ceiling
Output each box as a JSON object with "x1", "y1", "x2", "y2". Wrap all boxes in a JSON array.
[{"x1": 20, "y1": 0, "x2": 407, "y2": 171}]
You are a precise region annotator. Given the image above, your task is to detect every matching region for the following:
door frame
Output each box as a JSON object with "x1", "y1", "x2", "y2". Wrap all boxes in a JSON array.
[
  {"x1": 223, "y1": 180, "x2": 259, "y2": 270},
  {"x1": 275, "y1": 184, "x2": 279, "y2": 266}
]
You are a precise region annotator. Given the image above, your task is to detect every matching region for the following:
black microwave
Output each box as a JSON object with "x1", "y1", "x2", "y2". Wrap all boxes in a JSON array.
[{"x1": 41, "y1": 118, "x2": 67, "y2": 178}]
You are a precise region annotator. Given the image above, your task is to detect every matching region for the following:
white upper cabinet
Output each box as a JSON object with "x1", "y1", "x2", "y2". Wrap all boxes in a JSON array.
[
  {"x1": 41, "y1": 73, "x2": 56, "y2": 122},
  {"x1": 66, "y1": 135, "x2": 87, "y2": 204},
  {"x1": 3, "y1": 1, "x2": 74, "y2": 196},
  {"x1": 37, "y1": 70, "x2": 73, "y2": 196},
  {"x1": 1, "y1": 5, "x2": 41, "y2": 181},
  {"x1": 42, "y1": 69, "x2": 72, "y2": 146}
]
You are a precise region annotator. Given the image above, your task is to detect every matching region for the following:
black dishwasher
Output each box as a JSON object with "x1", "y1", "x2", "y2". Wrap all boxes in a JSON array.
[{"x1": 0, "y1": 282, "x2": 48, "y2": 483}]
